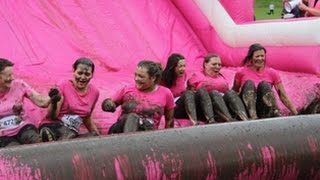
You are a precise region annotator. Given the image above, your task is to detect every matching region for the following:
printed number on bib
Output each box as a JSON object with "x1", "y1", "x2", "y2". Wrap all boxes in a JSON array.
[
  {"x1": 61, "y1": 114, "x2": 83, "y2": 132},
  {"x1": 0, "y1": 115, "x2": 22, "y2": 129}
]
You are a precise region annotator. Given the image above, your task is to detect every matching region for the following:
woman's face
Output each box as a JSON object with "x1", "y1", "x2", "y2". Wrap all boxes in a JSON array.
[
  {"x1": 0, "y1": 66, "x2": 14, "y2": 89},
  {"x1": 134, "y1": 66, "x2": 155, "y2": 91},
  {"x1": 204, "y1": 57, "x2": 221, "y2": 75},
  {"x1": 73, "y1": 64, "x2": 93, "y2": 91},
  {"x1": 175, "y1": 59, "x2": 186, "y2": 77},
  {"x1": 251, "y1": 49, "x2": 265, "y2": 69}
]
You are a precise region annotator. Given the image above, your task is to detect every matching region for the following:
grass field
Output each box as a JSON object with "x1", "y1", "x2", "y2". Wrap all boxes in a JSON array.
[{"x1": 255, "y1": 0, "x2": 284, "y2": 20}]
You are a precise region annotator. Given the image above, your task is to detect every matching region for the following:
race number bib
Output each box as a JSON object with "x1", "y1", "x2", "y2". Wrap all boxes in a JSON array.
[
  {"x1": 0, "y1": 115, "x2": 22, "y2": 129},
  {"x1": 61, "y1": 114, "x2": 83, "y2": 132}
]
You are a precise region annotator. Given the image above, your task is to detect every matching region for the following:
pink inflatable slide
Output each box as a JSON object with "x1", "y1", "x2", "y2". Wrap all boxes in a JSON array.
[{"x1": 0, "y1": 0, "x2": 319, "y2": 134}]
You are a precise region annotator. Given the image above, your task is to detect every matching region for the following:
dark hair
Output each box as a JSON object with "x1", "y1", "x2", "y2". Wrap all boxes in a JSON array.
[
  {"x1": 0, "y1": 58, "x2": 14, "y2": 72},
  {"x1": 162, "y1": 53, "x2": 185, "y2": 88},
  {"x1": 138, "y1": 60, "x2": 163, "y2": 84},
  {"x1": 203, "y1": 53, "x2": 220, "y2": 69},
  {"x1": 242, "y1": 43, "x2": 266, "y2": 66},
  {"x1": 73, "y1": 57, "x2": 95, "y2": 74}
]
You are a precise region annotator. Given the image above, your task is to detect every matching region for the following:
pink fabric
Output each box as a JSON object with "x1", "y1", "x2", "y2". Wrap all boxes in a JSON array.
[
  {"x1": 41, "y1": 80, "x2": 99, "y2": 124},
  {"x1": 168, "y1": 73, "x2": 187, "y2": 98},
  {"x1": 188, "y1": 71, "x2": 229, "y2": 93},
  {"x1": 0, "y1": 79, "x2": 34, "y2": 136},
  {"x1": 234, "y1": 66, "x2": 281, "y2": 89},
  {"x1": 111, "y1": 85, "x2": 175, "y2": 129},
  {"x1": 0, "y1": 1, "x2": 318, "y2": 134}
]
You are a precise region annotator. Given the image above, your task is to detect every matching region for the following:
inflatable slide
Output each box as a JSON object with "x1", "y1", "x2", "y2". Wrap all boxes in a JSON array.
[{"x1": 0, "y1": 0, "x2": 319, "y2": 134}]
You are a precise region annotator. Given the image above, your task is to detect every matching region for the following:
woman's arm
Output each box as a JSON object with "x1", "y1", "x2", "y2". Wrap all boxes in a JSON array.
[
  {"x1": 164, "y1": 108, "x2": 174, "y2": 128},
  {"x1": 28, "y1": 90, "x2": 51, "y2": 108},
  {"x1": 83, "y1": 117, "x2": 99, "y2": 134},
  {"x1": 47, "y1": 95, "x2": 64, "y2": 120},
  {"x1": 299, "y1": 3, "x2": 320, "y2": 16},
  {"x1": 275, "y1": 83, "x2": 298, "y2": 115},
  {"x1": 232, "y1": 79, "x2": 241, "y2": 93}
]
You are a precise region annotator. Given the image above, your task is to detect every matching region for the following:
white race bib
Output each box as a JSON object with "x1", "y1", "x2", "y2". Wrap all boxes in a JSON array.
[
  {"x1": 61, "y1": 114, "x2": 83, "y2": 132},
  {"x1": 0, "y1": 115, "x2": 22, "y2": 129}
]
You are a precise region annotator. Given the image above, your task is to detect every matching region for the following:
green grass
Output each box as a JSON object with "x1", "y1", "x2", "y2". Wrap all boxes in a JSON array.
[{"x1": 255, "y1": 0, "x2": 283, "y2": 20}]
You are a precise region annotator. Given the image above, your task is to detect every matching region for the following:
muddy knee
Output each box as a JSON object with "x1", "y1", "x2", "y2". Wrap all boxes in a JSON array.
[
  {"x1": 240, "y1": 80, "x2": 257, "y2": 119},
  {"x1": 123, "y1": 113, "x2": 140, "y2": 132},
  {"x1": 209, "y1": 90, "x2": 232, "y2": 122}
]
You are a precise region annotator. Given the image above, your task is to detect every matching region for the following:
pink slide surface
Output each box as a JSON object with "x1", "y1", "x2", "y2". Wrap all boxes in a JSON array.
[{"x1": 0, "y1": 1, "x2": 319, "y2": 134}]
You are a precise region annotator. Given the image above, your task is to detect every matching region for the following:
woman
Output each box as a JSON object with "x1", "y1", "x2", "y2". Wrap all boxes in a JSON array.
[
  {"x1": 40, "y1": 57, "x2": 100, "y2": 141},
  {"x1": 232, "y1": 43, "x2": 298, "y2": 118},
  {"x1": 0, "y1": 58, "x2": 51, "y2": 147},
  {"x1": 187, "y1": 53, "x2": 247, "y2": 123},
  {"x1": 161, "y1": 53, "x2": 199, "y2": 126},
  {"x1": 102, "y1": 60, "x2": 175, "y2": 134}
]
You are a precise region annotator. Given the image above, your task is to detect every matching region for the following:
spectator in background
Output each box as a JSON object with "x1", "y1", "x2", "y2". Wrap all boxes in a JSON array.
[{"x1": 268, "y1": 2, "x2": 275, "y2": 15}]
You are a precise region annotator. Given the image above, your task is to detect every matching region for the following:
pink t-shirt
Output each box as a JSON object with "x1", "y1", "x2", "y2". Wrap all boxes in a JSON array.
[
  {"x1": 0, "y1": 79, "x2": 34, "y2": 137},
  {"x1": 41, "y1": 80, "x2": 99, "y2": 124},
  {"x1": 234, "y1": 66, "x2": 281, "y2": 89},
  {"x1": 112, "y1": 85, "x2": 175, "y2": 129},
  {"x1": 188, "y1": 71, "x2": 229, "y2": 93},
  {"x1": 168, "y1": 73, "x2": 187, "y2": 98}
]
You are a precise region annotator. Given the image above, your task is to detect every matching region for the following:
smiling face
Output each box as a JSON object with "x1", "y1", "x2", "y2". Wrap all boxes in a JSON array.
[
  {"x1": 204, "y1": 57, "x2": 222, "y2": 76},
  {"x1": 134, "y1": 66, "x2": 156, "y2": 92},
  {"x1": 251, "y1": 49, "x2": 265, "y2": 69},
  {"x1": 0, "y1": 66, "x2": 14, "y2": 90},
  {"x1": 73, "y1": 64, "x2": 93, "y2": 91},
  {"x1": 175, "y1": 59, "x2": 186, "y2": 77}
]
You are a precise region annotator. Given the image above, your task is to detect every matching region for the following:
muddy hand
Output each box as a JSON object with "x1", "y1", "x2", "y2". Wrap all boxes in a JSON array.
[
  {"x1": 102, "y1": 99, "x2": 116, "y2": 112},
  {"x1": 49, "y1": 88, "x2": 61, "y2": 103},
  {"x1": 12, "y1": 103, "x2": 23, "y2": 115}
]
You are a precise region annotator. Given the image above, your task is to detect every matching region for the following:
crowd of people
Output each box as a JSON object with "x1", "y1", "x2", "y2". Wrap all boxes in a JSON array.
[{"x1": 0, "y1": 43, "x2": 319, "y2": 148}]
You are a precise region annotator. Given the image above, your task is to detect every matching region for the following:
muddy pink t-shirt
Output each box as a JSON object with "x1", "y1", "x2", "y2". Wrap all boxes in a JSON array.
[
  {"x1": 41, "y1": 80, "x2": 99, "y2": 125},
  {"x1": 188, "y1": 71, "x2": 229, "y2": 93},
  {"x1": 112, "y1": 85, "x2": 175, "y2": 129},
  {"x1": 168, "y1": 73, "x2": 187, "y2": 98},
  {"x1": 234, "y1": 66, "x2": 281, "y2": 89},
  {"x1": 0, "y1": 79, "x2": 34, "y2": 137}
]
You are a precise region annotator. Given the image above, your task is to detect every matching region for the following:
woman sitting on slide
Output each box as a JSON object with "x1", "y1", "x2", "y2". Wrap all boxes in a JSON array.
[
  {"x1": 40, "y1": 57, "x2": 100, "y2": 141},
  {"x1": 186, "y1": 53, "x2": 248, "y2": 123},
  {"x1": 232, "y1": 43, "x2": 298, "y2": 118},
  {"x1": 102, "y1": 60, "x2": 175, "y2": 134},
  {"x1": 161, "y1": 53, "x2": 199, "y2": 125},
  {"x1": 0, "y1": 58, "x2": 51, "y2": 148}
]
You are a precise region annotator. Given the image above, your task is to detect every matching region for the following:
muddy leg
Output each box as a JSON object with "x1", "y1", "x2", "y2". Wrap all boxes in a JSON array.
[
  {"x1": 300, "y1": 97, "x2": 320, "y2": 114},
  {"x1": 223, "y1": 90, "x2": 248, "y2": 121},
  {"x1": 209, "y1": 90, "x2": 233, "y2": 122},
  {"x1": 184, "y1": 90, "x2": 198, "y2": 125},
  {"x1": 256, "y1": 81, "x2": 280, "y2": 118},
  {"x1": 17, "y1": 125, "x2": 41, "y2": 144},
  {"x1": 196, "y1": 88, "x2": 215, "y2": 124},
  {"x1": 240, "y1": 80, "x2": 258, "y2": 119},
  {"x1": 123, "y1": 113, "x2": 140, "y2": 133}
]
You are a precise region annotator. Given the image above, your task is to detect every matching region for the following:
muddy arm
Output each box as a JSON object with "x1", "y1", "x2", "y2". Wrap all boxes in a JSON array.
[
  {"x1": 83, "y1": 117, "x2": 99, "y2": 135},
  {"x1": 232, "y1": 79, "x2": 241, "y2": 93},
  {"x1": 275, "y1": 83, "x2": 298, "y2": 115},
  {"x1": 164, "y1": 108, "x2": 174, "y2": 128}
]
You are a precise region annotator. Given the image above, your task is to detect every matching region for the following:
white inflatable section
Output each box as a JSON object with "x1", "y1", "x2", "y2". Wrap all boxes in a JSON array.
[{"x1": 195, "y1": 0, "x2": 320, "y2": 47}]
